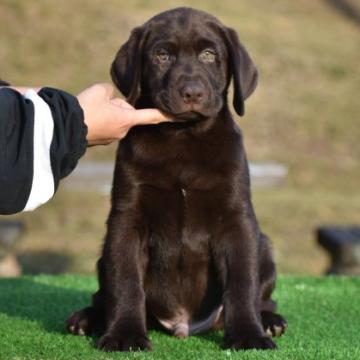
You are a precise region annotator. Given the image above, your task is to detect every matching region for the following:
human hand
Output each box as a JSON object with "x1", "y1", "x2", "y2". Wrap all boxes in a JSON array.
[{"x1": 77, "y1": 83, "x2": 172, "y2": 146}]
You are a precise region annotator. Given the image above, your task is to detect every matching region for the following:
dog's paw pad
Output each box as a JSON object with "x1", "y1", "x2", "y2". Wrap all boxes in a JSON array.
[{"x1": 262, "y1": 311, "x2": 287, "y2": 337}]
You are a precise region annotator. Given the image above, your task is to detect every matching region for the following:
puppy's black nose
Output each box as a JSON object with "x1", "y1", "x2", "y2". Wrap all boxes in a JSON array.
[{"x1": 180, "y1": 83, "x2": 204, "y2": 104}]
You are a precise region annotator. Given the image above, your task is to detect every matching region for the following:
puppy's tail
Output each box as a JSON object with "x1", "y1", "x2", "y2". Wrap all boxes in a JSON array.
[{"x1": 189, "y1": 305, "x2": 223, "y2": 335}]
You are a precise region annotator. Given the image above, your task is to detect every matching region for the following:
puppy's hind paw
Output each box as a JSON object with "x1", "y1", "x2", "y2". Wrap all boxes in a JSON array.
[
  {"x1": 261, "y1": 311, "x2": 287, "y2": 337},
  {"x1": 66, "y1": 307, "x2": 94, "y2": 336}
]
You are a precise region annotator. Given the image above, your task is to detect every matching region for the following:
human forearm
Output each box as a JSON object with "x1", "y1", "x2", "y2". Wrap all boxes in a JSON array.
[{"x1": 0, "y1": 87, "x2": 87, "y2": 214}]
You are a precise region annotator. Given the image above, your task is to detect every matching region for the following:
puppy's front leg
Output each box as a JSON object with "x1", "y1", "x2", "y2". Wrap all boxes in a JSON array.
[
  {"x1": 214, "y1": 210, "x2": 276, "y2": 350},
  {"x1": 98, "y1": 210, "x2": 151, "y2": 352}
]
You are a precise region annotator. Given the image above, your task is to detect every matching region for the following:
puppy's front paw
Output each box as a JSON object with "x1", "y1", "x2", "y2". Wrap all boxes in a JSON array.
[
  {"x1": 261, "y1": 311, "x2": 287, "y2": 337},
  {"x1": 98, "y1": 332, "x2": 152, "y2": 352},
  {"x1": 224, "y1": 333, "x2": 276, "y2": 350}
]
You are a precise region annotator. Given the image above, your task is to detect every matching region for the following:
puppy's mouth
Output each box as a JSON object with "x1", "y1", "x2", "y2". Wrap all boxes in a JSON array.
[
  {"x1": 155, "y1": 92, "x2": 211, "y2": 122},
  {"x1": 172, "y1": 111, "x2": 207, "y2": 122}
]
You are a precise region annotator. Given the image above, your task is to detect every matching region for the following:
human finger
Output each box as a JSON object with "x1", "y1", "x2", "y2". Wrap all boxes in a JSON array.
[
  {"x1": 111, "y1": 98, "x2": 135, "y2": 110},
  {"x1": 87, "y1": 138, "x2": 118, "y2": 146},
  {"x1": 132, "y1": 109, "x2": 173, "y2": 125}
]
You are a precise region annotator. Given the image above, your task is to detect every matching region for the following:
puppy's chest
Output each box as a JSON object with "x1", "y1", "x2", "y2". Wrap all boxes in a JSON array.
[
  {"x1": 130, "y1": 131, "x2": 239, "y2": 271},
  {"x1": 131, "y1": 130, "x2": 235, "y2": 191},
  {"x1": 139, "y1": 160, "x2": 223, "y2": 191},
  {"x1": 135, "y1": 144, "x2": 235, "y2": 246}
]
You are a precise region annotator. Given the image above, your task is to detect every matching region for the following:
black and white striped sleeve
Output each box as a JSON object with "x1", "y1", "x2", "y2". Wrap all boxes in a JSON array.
[{"x1": 0, "y1": 86, "x2": 87, "y2": 215}]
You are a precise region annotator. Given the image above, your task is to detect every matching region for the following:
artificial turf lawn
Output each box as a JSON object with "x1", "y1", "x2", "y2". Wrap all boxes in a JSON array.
[{"x1": 0, "y1": 276, "x2": 359, "y2": 359}]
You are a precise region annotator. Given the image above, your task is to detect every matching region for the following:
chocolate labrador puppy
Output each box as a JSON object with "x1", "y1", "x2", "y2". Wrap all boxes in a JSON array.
[{"x1": 67, "y1": 7, "x2": 287, "y2": 351}]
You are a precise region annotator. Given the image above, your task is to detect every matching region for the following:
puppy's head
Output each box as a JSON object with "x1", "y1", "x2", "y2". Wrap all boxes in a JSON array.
[{"x1": 111, "y1": 7, "x2": 258, "y2": 121}]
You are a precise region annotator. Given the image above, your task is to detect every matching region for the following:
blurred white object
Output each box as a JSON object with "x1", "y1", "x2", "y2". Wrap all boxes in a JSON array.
[
  {"x1": 0, "y1": 254, "x2": 22, "y2": 277},
  {"x1": 249, "y1": 162, "x2": 288, "y2": 188},
  {"x1": 64, "y1": 161, "x2": 288, "y2": 193},
  {"x1": 0, "y1": 221, "x2": 24, "y2": 277}
]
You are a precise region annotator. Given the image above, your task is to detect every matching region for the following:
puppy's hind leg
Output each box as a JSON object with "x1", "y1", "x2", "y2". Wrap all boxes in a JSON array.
[{"x1": 67, "y1": 259, "x2": 106, "y2": 336}]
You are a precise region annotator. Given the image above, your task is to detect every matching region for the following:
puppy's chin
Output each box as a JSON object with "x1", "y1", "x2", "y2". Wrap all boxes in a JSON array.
[
  {"x1": 153, "y1": 93, "x2": 214, "y2": 122},
  {"x1": 153, "y1": 92, "x2": 224, "y2": 124},
  {"x1": 173, "y1": 111, "x2": 207, "y2": 122}
]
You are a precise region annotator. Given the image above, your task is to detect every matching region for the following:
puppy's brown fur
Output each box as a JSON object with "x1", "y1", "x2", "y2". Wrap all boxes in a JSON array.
[{"x1": 67, "y1": 7, "x2": 287, "y2": 351}]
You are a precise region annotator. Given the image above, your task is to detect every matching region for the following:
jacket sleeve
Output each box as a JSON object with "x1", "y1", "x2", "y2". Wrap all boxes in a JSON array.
[{"x1": 0, "y1": 85, "x2": 87, "y2": 215}]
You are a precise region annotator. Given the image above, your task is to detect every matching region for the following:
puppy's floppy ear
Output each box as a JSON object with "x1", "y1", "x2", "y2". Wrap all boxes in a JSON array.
[
  {"x1": 223, "y1": 27, "x2": 258, "y2": 116},
  {"x1": 110, "y1": 26, "x2": 148, "y2": 105}
]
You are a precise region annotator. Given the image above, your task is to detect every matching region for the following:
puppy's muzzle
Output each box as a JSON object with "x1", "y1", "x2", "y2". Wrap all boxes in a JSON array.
[{"x1": 179, "y1": 81, "x2": 205, "y2": 105}]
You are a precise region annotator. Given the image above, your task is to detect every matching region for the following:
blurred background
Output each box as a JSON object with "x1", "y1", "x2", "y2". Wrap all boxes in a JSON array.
[{"x1": 0, "y1": 0, "x2": 359, "y2": 276}]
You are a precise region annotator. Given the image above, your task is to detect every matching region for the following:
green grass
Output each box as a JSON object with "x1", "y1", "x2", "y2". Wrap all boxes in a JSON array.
[
  {"x1": 1, "y1": 0, "x2": 359, "y2": 275},
  {"x1": 0, "y1": 275, "x2": 359, "y2": 359}
]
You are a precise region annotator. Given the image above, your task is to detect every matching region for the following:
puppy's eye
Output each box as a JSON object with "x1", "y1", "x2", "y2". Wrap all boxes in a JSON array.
[
  {"x1": 156, "y1": 49, "x2": 170, "y2": 63},
  {"x1": 199, "y1": 49, "x2": 216, "y2": 63}
]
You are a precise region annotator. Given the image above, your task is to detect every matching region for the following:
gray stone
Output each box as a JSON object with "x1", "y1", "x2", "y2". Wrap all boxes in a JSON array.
[{"x1": 317, "y1": 226, "x2": 360, "y2": 275}]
